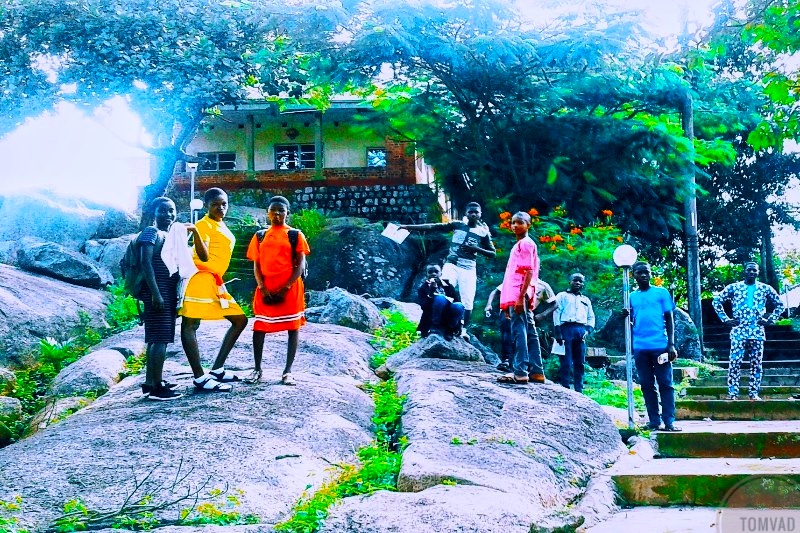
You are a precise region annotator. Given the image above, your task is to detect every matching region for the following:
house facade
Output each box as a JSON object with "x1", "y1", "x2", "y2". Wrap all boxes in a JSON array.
[{"x1": 166, "y1": 99, "x2": 449, "y2": 223}]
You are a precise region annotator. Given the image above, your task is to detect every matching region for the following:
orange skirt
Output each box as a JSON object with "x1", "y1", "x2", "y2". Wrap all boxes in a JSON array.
[{"x1": 252, "y1": 273, "x2": 306, "y2": 333}]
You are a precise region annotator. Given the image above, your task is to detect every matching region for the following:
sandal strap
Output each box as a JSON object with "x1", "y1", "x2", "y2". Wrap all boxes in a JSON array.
[
  {"x1": 209, "y1": 369, "x2": 241, "y2": 383},
  {"x1": 193, "y1": 377, "x2": 232, "y2": 392}
]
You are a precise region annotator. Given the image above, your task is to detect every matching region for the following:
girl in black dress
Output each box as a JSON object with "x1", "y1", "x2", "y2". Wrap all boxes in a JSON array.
[{"x1": 139, "y1": 197, "x2": 207, "y2": 401}]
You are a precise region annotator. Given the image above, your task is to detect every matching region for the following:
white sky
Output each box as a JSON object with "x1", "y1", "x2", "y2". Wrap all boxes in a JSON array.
[{"x1": 0, "y1": 0, "x2": 755, "y2": 213}]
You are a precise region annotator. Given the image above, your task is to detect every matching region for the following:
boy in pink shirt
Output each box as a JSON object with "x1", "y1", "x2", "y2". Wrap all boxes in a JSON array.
[{"x1": 497, "y1": 212, "x2": 543, "y2": 384}]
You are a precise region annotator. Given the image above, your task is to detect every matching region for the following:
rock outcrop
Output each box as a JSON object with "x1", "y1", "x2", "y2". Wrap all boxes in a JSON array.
[
  {"x1": 48, "y1": 349, "x2": 128, "y2": 397},
  {"x1": 308, "y1": 218, "x2": 449, "y2": 300},
  {"x1": 82, "y1": 234, "x2": 136, "y2": 279},
  {"x1": 18, "y1": 241, "x2": 114, "y2": 288},
  {"x1": 0, "y1": 264, "x2": 110, "y2": 363},
  {"x1": 306, "y1": 287, "x2": 387, "y2": 333},
  {"x1": 0, "y1": 297, "x2": 624, "y2": 532},
  {"x1": 323, "y1": 358, "x2": 625, "y2": 532}
]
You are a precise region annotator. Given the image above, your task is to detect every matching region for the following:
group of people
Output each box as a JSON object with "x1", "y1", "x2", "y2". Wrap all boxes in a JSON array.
[
  {"x1": 137, "y1": 189, "x2": 309, "y2": 401},
  {"x1": 402, "y1": 206, "x2": 596, "y2": 389},
  {"x1": 403, "y1": 203, "x2": 787, "y2": 435},
  {"x1": 137, "y1": 192, "x2": 787, "y2": 439}
]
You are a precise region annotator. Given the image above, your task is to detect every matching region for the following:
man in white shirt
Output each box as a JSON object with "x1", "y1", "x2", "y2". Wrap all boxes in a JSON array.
[{"x1": 553, "y1": 273, "x2": 595, "y2": 393}]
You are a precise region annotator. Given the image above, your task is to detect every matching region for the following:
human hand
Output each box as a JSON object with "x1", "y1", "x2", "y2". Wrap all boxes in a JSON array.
[
  {"x1": 668, "y1": 345, "x2": 679, "y2": 362},
  {"x1": 151, "y1": 292, "x2": 164, "y2": 312},
  {"x1": 514, "y1": 301, "x2": 524, "y2": 315},
  {"x1": 185, "y1": 223, "x2": 196, "y2": 233},
  {"x1": 757, "y1": 318, "x2": 770, "y2": 326},
  {"x1": 725, "y1": 318, "x2": 740, "y2": 327},
  {"x1": 620, "y1": 308, "x2": 630, "y2": 319},
  {"x1": 485, "y1": 307, "x2": 492, "y2": 318},
  {"x1": 556, "y1": 338, "x2": 564, "y2": 346}
]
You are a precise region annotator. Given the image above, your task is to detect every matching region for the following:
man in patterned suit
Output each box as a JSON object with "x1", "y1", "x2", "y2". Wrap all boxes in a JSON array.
[{"x1": 712, "y1": 262, "x2": 785, "y2": 401}]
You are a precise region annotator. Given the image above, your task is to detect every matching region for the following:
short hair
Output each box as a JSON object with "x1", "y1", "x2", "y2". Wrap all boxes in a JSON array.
[
  {"x1": 268, "y1": 195, "x2": 290, "y2": 208},
  {"x1": 465, "y1": 202, "x2": 481, "y2": 210},
  {"x1": 631, "y1": 261, "x2": 650, "y2": 273},
  {"x1": 512, "y1": 211, "x2": 531, "y2": 224},
  {"x1": 426, "y1": 262, "x2": 442, "y2": 270},
  {"x1": 149, "y1": 196, "x2": 173, "y2": 211},
  {"x1": 203, "y1": 187, "x2": 226, "y2": 204},
  {"x1": 744, "y1": 261, "x2": 759, "y2": 268},
  {"x1": 569, "y1": 272, "x2": 585, "y2": 281}
]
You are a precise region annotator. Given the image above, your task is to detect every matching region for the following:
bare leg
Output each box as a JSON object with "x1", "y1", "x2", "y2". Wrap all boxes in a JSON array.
[
  {"x1": 210, "y1": 314, "x2": 248, "y2": 371},
  {"x1": 253, "y1": 330, "x2": 266, "y2": 372},
  {"x1": 283, "y1": 329, "x2": 298, "y2": 375},
  {"x1": 180, "y1": 317, "x2": 205, "y2": 378},
  {"x1": 147, "y1": 342, "x2": 167, "y2": 387}
]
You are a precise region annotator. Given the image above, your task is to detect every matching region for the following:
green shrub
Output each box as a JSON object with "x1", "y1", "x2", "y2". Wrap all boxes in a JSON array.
[
  {"x1": 370, "y1": 310, "x2": 418, "y2": 369},
  {"x1": 290, "y1": 209, "x2": 327, "y2": 243}
]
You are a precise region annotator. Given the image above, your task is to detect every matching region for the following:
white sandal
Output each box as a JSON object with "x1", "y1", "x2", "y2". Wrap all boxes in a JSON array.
[
  {"x1": 281, "y1": 373, "x2": 296, "y2": 386},
  {"x1": 193, "y1": 375, "x2": 232, "y2": 393}
]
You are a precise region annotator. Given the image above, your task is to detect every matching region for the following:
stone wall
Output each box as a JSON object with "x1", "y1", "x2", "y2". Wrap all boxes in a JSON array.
[
  {"x1": 216, "y1": 183, "x2": 441, "y2": 224},
  {"x1": 292, "y1": 184, "x2": 440, "y2": 223}
]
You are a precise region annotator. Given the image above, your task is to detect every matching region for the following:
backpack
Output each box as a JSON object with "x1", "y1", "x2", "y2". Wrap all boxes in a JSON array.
[
  {"x1": 120, "y1": 231, "x2": 166, "y2": 298},
  {"x1": 256, "y1": 228, "x2": 308, "y2": 280}
]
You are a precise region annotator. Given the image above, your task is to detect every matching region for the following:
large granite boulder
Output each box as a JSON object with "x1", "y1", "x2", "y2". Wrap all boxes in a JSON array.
[
  {"x1": 92, "y1": 210, "x2": 140, "y2": 239},
  {"x1": 0, "y1": 396, "x2": 22, "y2": 420},
  {"x1": 369, "y1": 297, "x2": 423, "y2": 325},
  {"x1": 306, "y1": 287, "x2": 387, "y2": 333},
  {"x1": 308, "y1": 218, "x2": 448, "y2": 300},
  {"x1": 82, "y1": 234, "x2": 136, "y2": 279},
  {"x1": 48, "y1": 349, "x2": 128, "y2": 397},
  {"x1": 0, "y1": 192, "x2": 105, "y2": 255},
  {"x1": 0, "y1": 367, "x2": 16, "y2": 395},
  {"x1": 0, "y1": 265, "x2": 110, "y2": 363},
  {"x1": 323, "y1": 358, "x2": 625, "y2": 532},
  {"x1": 595, "y1": 309, "x2": 703, "y2": 361},
  {"x1": 0, "y1": 319, "x2": 378, "y2": 531},
  {"x1": 376, "y1": 335, "x2": 483, "y2": 378},
  {"x1": 17, "y1": 241, "x2": 114, "y2": 288}
]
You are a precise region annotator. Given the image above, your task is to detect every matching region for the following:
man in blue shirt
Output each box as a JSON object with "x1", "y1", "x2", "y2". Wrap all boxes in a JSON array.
[
  {"x1": 625, "y1": 261, "x2": 680, "y2": 431},
  {"x1": 712, "y1": 262, "x2": 784, "y2": 401}
]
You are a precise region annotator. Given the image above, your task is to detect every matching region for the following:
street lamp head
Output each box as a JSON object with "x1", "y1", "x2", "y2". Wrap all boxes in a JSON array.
[
  {"x1": 189, "y1": 199, "x2": 204, "y2": 211},
  {"x1": 613, "y1": 244, "x2": 638, "y2": 267},
  {"x1": 186, "y1": 162, "x2": 199, "y2": 172}
]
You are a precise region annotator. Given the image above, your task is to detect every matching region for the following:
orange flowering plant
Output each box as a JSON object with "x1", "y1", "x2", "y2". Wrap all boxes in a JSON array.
[{"x1": 492, "y1": 206, "x2": 626, "y2": 308}]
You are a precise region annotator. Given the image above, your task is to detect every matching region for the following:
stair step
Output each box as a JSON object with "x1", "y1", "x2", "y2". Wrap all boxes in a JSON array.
[
  {"x1": 682, "y1": 386, "x2": 800, "y2": 399},
  {"x1": 655, "y1": 420, "x2": 800, "y2": 458},
  {"x1": 675, "y1": 399, "x2": 800, "y2": 420},
  {"x1": 693, "y1": 374, "x2": 800, "y2": 387},
  {"x1": 612, "y1": 458, "x2": 800, "y2": 506},
  {"x1": 585, "y1": 507, "x2": 719, "y2": 533}
]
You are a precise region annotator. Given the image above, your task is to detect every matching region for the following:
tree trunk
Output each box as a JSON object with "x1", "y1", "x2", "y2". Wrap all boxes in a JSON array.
[
  {"x1": 139, "y1": 147, "x2": 181, "y2": 229},
  {"x1": 760, "y1": 208, "x2": 779, "y2": 290}
]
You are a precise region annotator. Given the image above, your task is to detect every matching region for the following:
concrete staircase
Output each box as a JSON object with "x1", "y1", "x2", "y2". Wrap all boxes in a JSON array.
[
  {"x1": 704, "y1": 323, "x2": 800, "y2": 368},
  {"x1": 587, "y1": 365, "x2": 800, "y2": 532}
]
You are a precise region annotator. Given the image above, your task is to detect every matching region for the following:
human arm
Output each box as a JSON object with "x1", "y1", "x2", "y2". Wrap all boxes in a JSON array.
[
  {"x1": 140, "y1": 243, "x2": 163, "y2": 311},
  {"x1": 485, "y1": 287, "x2": 500, "y2": 316},
  {"x1": 712, "y1": 286, "x2": 738, "y2": 326},
  {"x1": 186, "y1": 223, "x2": 209, "y2": 263},
  {"x1": 534, "y1": 301, "x2": 556, "y2": 322},
  {"x1": 461, "y1": 232, "x2": 496, "y2": 258},
  {"x1": 664, "y1": 310, "x2": 678, "y2": 361},
  {"x1": 762, "y1": 287, "x2": 786, "y2": 325},
  {"x1": 586, "y1": 299, "x2": 596, "y2": 334},
  {"x1": 512, "y1": 269, "x2": 533, "y2": 316},
  {"x1": 397, "y1": 222, "x2": 453, "y2": 232}
]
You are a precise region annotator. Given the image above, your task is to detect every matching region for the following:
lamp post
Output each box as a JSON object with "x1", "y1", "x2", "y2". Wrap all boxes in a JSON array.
[
  {"x1": 613, "y1": 244, "x2": 638, "y2": 430},
  {"x1": 186, "y1": 162, "x2": 202, "y2": 224}
]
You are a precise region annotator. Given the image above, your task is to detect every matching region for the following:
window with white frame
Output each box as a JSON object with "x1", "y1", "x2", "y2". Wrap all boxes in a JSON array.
[
  {"x1": 275, "y1": 144, "x2": 320, "y2": 170},
  {"x1": 367, "y1": 147, "x2": 387, "y2": 167},
  {"x1": 198, "y1": 152, "x2": 236, "y2": 171}
]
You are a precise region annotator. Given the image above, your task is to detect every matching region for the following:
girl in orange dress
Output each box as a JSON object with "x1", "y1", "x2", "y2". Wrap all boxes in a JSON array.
[{"x1": 244, "y1": 196, "x2": 310, "y2": 385}]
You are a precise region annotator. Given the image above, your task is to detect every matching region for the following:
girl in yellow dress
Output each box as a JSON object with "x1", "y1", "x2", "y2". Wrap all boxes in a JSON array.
[{"x1": 179, "y1": 188, "x2": 248, "y2": 392}]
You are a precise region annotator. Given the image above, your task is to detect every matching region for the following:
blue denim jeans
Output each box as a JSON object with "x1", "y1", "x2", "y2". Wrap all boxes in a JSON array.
[
  {"x1": 430, "y1": 295, "x2": 465, "y2": 335},
  {"x1": 510, "y1": 304, "x2": 543, "y2": 378},
  {"x1": 558, "y1": 322, "x2": 587, "y2": 392},
  {"x1": 634, "y1": 347, "x2": 675, "y2": 428}
]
